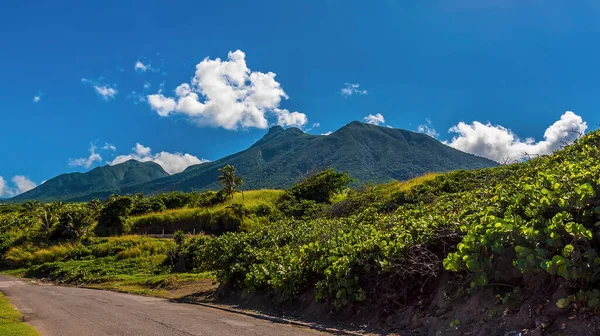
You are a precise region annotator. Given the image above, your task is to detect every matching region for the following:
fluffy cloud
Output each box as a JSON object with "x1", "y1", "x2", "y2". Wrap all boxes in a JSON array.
[
  {"x1": 0, "y1": 176, "x2": 12, "y2": 197},
  {"x1": 68, "y1": 143, "x2": 103, "y2": 168},
  {"x1": 82, "y1": 78, "x2": 118, "y2": 100},
  {"x1": 11, "y1": 176, "x2": 37, "y2": 194},
  {"x1": 33, "y1": 95, "x2": 41, "y2": 103},
  {"x1": 147, "y1": 50, "x2": 308, "y2": 130},
  {"x1": 110, "y1": 143, "x2": 209, "y2": 174},
  {"x1": 0, "y1": 175, "x2": 37, "y2": 197},
  {"x1": 341, "y1": 83, "x2": 368, "y2": 97},
  {"x1": 275, "y1": 108, "x2": 308, "y2": 128},
  {"x1": 417, "y1": 118, "x2": 439, "y2": 138},
  {"x1": 321, "y1": 131, "x2": 333, "y2": 136},
  {"x1": 363, "y1": 113, "x2": 385, "y2": 126},
  {"x1": 445, "y1": 111, "x2": 588, "y2": 162}
]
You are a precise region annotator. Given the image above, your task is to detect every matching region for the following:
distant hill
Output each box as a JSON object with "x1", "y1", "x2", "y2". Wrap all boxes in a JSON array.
[
  {"x1": 11, "y1": 160, "x2": 169, "y2": 202},
  {"x1": 122, "y1": 121, "x2": 498, "y2": 194},
  {"x1": 12, "y1": 122, "x2": 498, "y2": 202}
]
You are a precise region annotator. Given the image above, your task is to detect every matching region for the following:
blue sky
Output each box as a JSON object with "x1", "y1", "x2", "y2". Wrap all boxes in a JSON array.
[{"x1": 1, "y1": 0, "x2": 599, "y2": 196}]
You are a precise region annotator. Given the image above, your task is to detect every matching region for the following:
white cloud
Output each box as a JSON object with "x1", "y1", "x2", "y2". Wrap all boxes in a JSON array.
[
  {"x1": 0, "y1": 175, "x2": 37, "y2": 197},
  {"x1": 82, "y1": 78, "x2": 118, "y2": 100},
  {"x1": 321, "y1": 131, "x2": 333, "y2": 136},
  {"x1": 147, "y1": 50, "x2": 308, "y2": 130},
  {"x1": 68, "y1": 143, "x2": 103, "y2": 168},
  {"x1": 0, "y1": 176, "x2": 14, "y2": 197},
  {"x1": 363, "y1": 113, "x2": 385, "y2": 126},
  {"x1": 11, "y1": 176, "x2": 37, "y2": 194},
  {"x1": 445, "y1": 111, "x2": 588, "y2": 162},
  {"x1": 135, "y1": 61, "x2": 159, "y2": 73},
  {"x1": 275, "y1": 108, "x2": 308, "y2": 128},
  {"x1": 341, "y1": 83, "x2": 368, "y2": 97},
  {"x1": 312, "y1": 122, "x2": 320, "y2": 128},
  {"x1": 417, "y1": 118, "x2": 439, "y2": 138},
  {"x1": 143, "y1": 82, "x2": 151, "y2": 89},
  {"x1": 110, "y1": 143, "x2": 209, "y2": 174},
  {"x1": 102, "y1": 143, "x2": 116, "y2": 151},
  {"x1": 135, "y1": 61, "x2": 149, "y2": 72},
  {"x1": 33, "y1": 95, "x2": 41, "y2": 103},
  {"x1": 94, "y1": 85, "x2": 118, "y2": 100}
]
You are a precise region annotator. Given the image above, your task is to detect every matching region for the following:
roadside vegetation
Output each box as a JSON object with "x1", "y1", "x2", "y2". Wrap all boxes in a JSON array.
[
  {"x1": 0, "y1": 292, "x2": 38, "y2": 336},
  {"x1": 1, "y1": 129, "x2": 600, "y2": 334}
]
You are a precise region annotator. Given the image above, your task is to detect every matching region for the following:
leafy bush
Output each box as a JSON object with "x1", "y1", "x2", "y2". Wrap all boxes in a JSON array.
[
  {"x1": 278, "y1": 168, "x2": 352, "y2": 218},
  {"x1": 96, "y1": 195, "x2": 134, "y2": 236}
]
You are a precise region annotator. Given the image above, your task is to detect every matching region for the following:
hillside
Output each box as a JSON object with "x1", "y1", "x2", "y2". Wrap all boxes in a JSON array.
[
  {"x1": 11, "y1": 160, "x2": 169, "y2": 202},
  {"x1": 13, "y1": 122, "x2": 497, "y2": 202},
  {"x1": 124, "y1": 121, "x2": 497, "y2": 195}
]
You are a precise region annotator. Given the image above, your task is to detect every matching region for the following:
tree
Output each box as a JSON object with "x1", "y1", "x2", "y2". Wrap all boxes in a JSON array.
[
  {"x1": 22, "y1": 200, "x2": 41, "y2": 213},
  {"x1": 218, "y1": 165, "x2": 243, "y2": 199},
  {"x1": 96, "y1": 195, "x2": 134, "y2": 236},
  {"x1": 39, "y1": 205, "x2": 59, "y2": 241},
  {"x1": 57, "y1": 206, "x2": 95, "y2": 240}
]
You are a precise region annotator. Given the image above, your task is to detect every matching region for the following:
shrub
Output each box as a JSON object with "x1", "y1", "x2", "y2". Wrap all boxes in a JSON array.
[{"x1": 96, "y1": 195, "x2": 134, "y2": 236}]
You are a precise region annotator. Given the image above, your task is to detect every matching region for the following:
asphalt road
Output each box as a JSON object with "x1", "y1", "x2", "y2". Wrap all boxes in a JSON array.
[{"x1": 0, "y1": 275, "x2": 326, "y2": 336}]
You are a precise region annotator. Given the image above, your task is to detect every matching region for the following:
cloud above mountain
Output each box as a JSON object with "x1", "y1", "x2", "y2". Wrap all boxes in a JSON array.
[
  {"x1": 445, "y1": 111, "x2": 587, "y2": 162},
  {"x1": 147, "y1": 50, "x2": 307, "y2": 130},
  {"x1": 110, "y1": 143, "x2": 208, "y2": 174}
]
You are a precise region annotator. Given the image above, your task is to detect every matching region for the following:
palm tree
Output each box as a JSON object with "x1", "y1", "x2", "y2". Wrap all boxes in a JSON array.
[
  {"x1": 218, "y1": 165, "x2": 243, "y2": 199},
  {"x1": 39, "y1": 205, "x2": 58, "y2": 241},
  {"x1": 22, "y1": 200, "x2": 41, "y2": 213}
]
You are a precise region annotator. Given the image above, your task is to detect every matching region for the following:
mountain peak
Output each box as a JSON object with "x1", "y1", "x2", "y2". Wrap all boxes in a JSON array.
[{"x1": 267, "y1": 125, "x2": 284, "y2": 135}]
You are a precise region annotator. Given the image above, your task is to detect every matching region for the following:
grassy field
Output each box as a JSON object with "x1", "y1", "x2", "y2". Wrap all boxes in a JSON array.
[
  {"x1": 0, "y1": 292, "x2": 38, "y2": 336},
  {"x1": 126, "y1": 189, "x2": 284, "y2": 234}
]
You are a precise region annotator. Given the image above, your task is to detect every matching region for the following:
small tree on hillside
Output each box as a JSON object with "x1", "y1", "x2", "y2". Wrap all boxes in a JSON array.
[{"x1": 218, "y1": 165, "x2": 243, "y2": 199}]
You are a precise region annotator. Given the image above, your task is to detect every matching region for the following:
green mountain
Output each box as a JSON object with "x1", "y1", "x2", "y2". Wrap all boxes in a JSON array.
[
  {"x1": 123, "y1": 121, "x2": 498, "y2": 194},
  {"x1": 12, "y1": 122, "x2": 498, "y2": 202},
  {"x1": 11, "y1": 160, "x2": 169, "y2": 202}
]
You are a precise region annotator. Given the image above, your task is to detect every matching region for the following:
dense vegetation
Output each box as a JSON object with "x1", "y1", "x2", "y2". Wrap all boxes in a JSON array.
[
  {"x1": 8, "y1": 122, "x2": 497, "y2": 203},
  {"x1": 1, "y1": 128, "x2": 599, "y2": 333}
]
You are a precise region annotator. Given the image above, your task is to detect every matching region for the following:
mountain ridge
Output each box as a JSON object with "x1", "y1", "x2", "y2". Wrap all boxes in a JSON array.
[{"x1": 10, "y1": 122, "x2": 498, "y2": 202}]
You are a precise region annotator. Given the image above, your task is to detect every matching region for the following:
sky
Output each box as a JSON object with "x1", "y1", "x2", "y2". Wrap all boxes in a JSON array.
[{"x1": 1, "y1": 0, "x2": 600, "y2": 197}]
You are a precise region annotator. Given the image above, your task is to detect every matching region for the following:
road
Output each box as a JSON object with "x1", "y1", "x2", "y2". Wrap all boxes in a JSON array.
[{"x1": 0, "y1": 275, "x2": 326, "y2": 336}]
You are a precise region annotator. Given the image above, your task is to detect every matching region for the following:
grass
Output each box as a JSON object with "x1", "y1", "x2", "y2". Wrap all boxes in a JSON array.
[
  {"x1": 127, "y1": 189, "x2": 284, "y2": 234},
  {"x1": 0, "y1": 292, "x2": 38, "y2": 336},
  {"x1": 5, "y1": 235, "x2": 173, "y2": 266},
  {"x1": 85, "y1": 272, "x2": 216, "y2": 296}
]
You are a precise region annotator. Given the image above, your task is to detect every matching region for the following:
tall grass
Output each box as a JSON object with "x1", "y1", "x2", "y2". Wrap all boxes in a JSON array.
[
  {"x1": 5, "y1": 236, "x2": 173, "y2": 266},
  {"x1": 126, "y1": 189, "x2": 282, "y2": 234}
]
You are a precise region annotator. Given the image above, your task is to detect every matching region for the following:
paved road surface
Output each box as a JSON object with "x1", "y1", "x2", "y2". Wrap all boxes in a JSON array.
[{"x1": 0, "y1": 275, "x2": 326, "y2": 336}]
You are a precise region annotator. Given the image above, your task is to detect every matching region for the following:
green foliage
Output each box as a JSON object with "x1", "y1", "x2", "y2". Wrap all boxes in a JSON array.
[
  {"x1": 285, "y1": 168, "x2": 352, "y2": 204},
  {"x1": 278, "y1": 168, "x2": 352, "y2": 218},
  {"x1": 443, "y1": 131, "x2": 600, "y2": 288},
  {"x1": 218, "y1": 164, "x2": 244, "y2": 199},
  {"x1": 153, "y1": 191, "x2": 198, "y2": 210},
  {"x1": 130, "y1": 197, "x2": 166, "y2": 216},
  {"x1": 96, "y1": 195, "x2": 134, "y2": 236},
  {"x1": 0, "y1": 292, "x2": 39, "y2": 336},
  {"x1": 54, "y1": 205, "x2": 95, "y2": 240}
]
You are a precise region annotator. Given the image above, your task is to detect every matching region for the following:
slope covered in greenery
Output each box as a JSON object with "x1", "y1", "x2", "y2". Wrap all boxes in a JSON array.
[
  {"x1": 124, "y1": 122, "x2": 497, "y2": 195},
  {"x1": 1, "y1": 129, "x2": 599, "y2": 334},
  {"x1": 11, "y1": 160, "x2": 169, "y2": 202}
]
